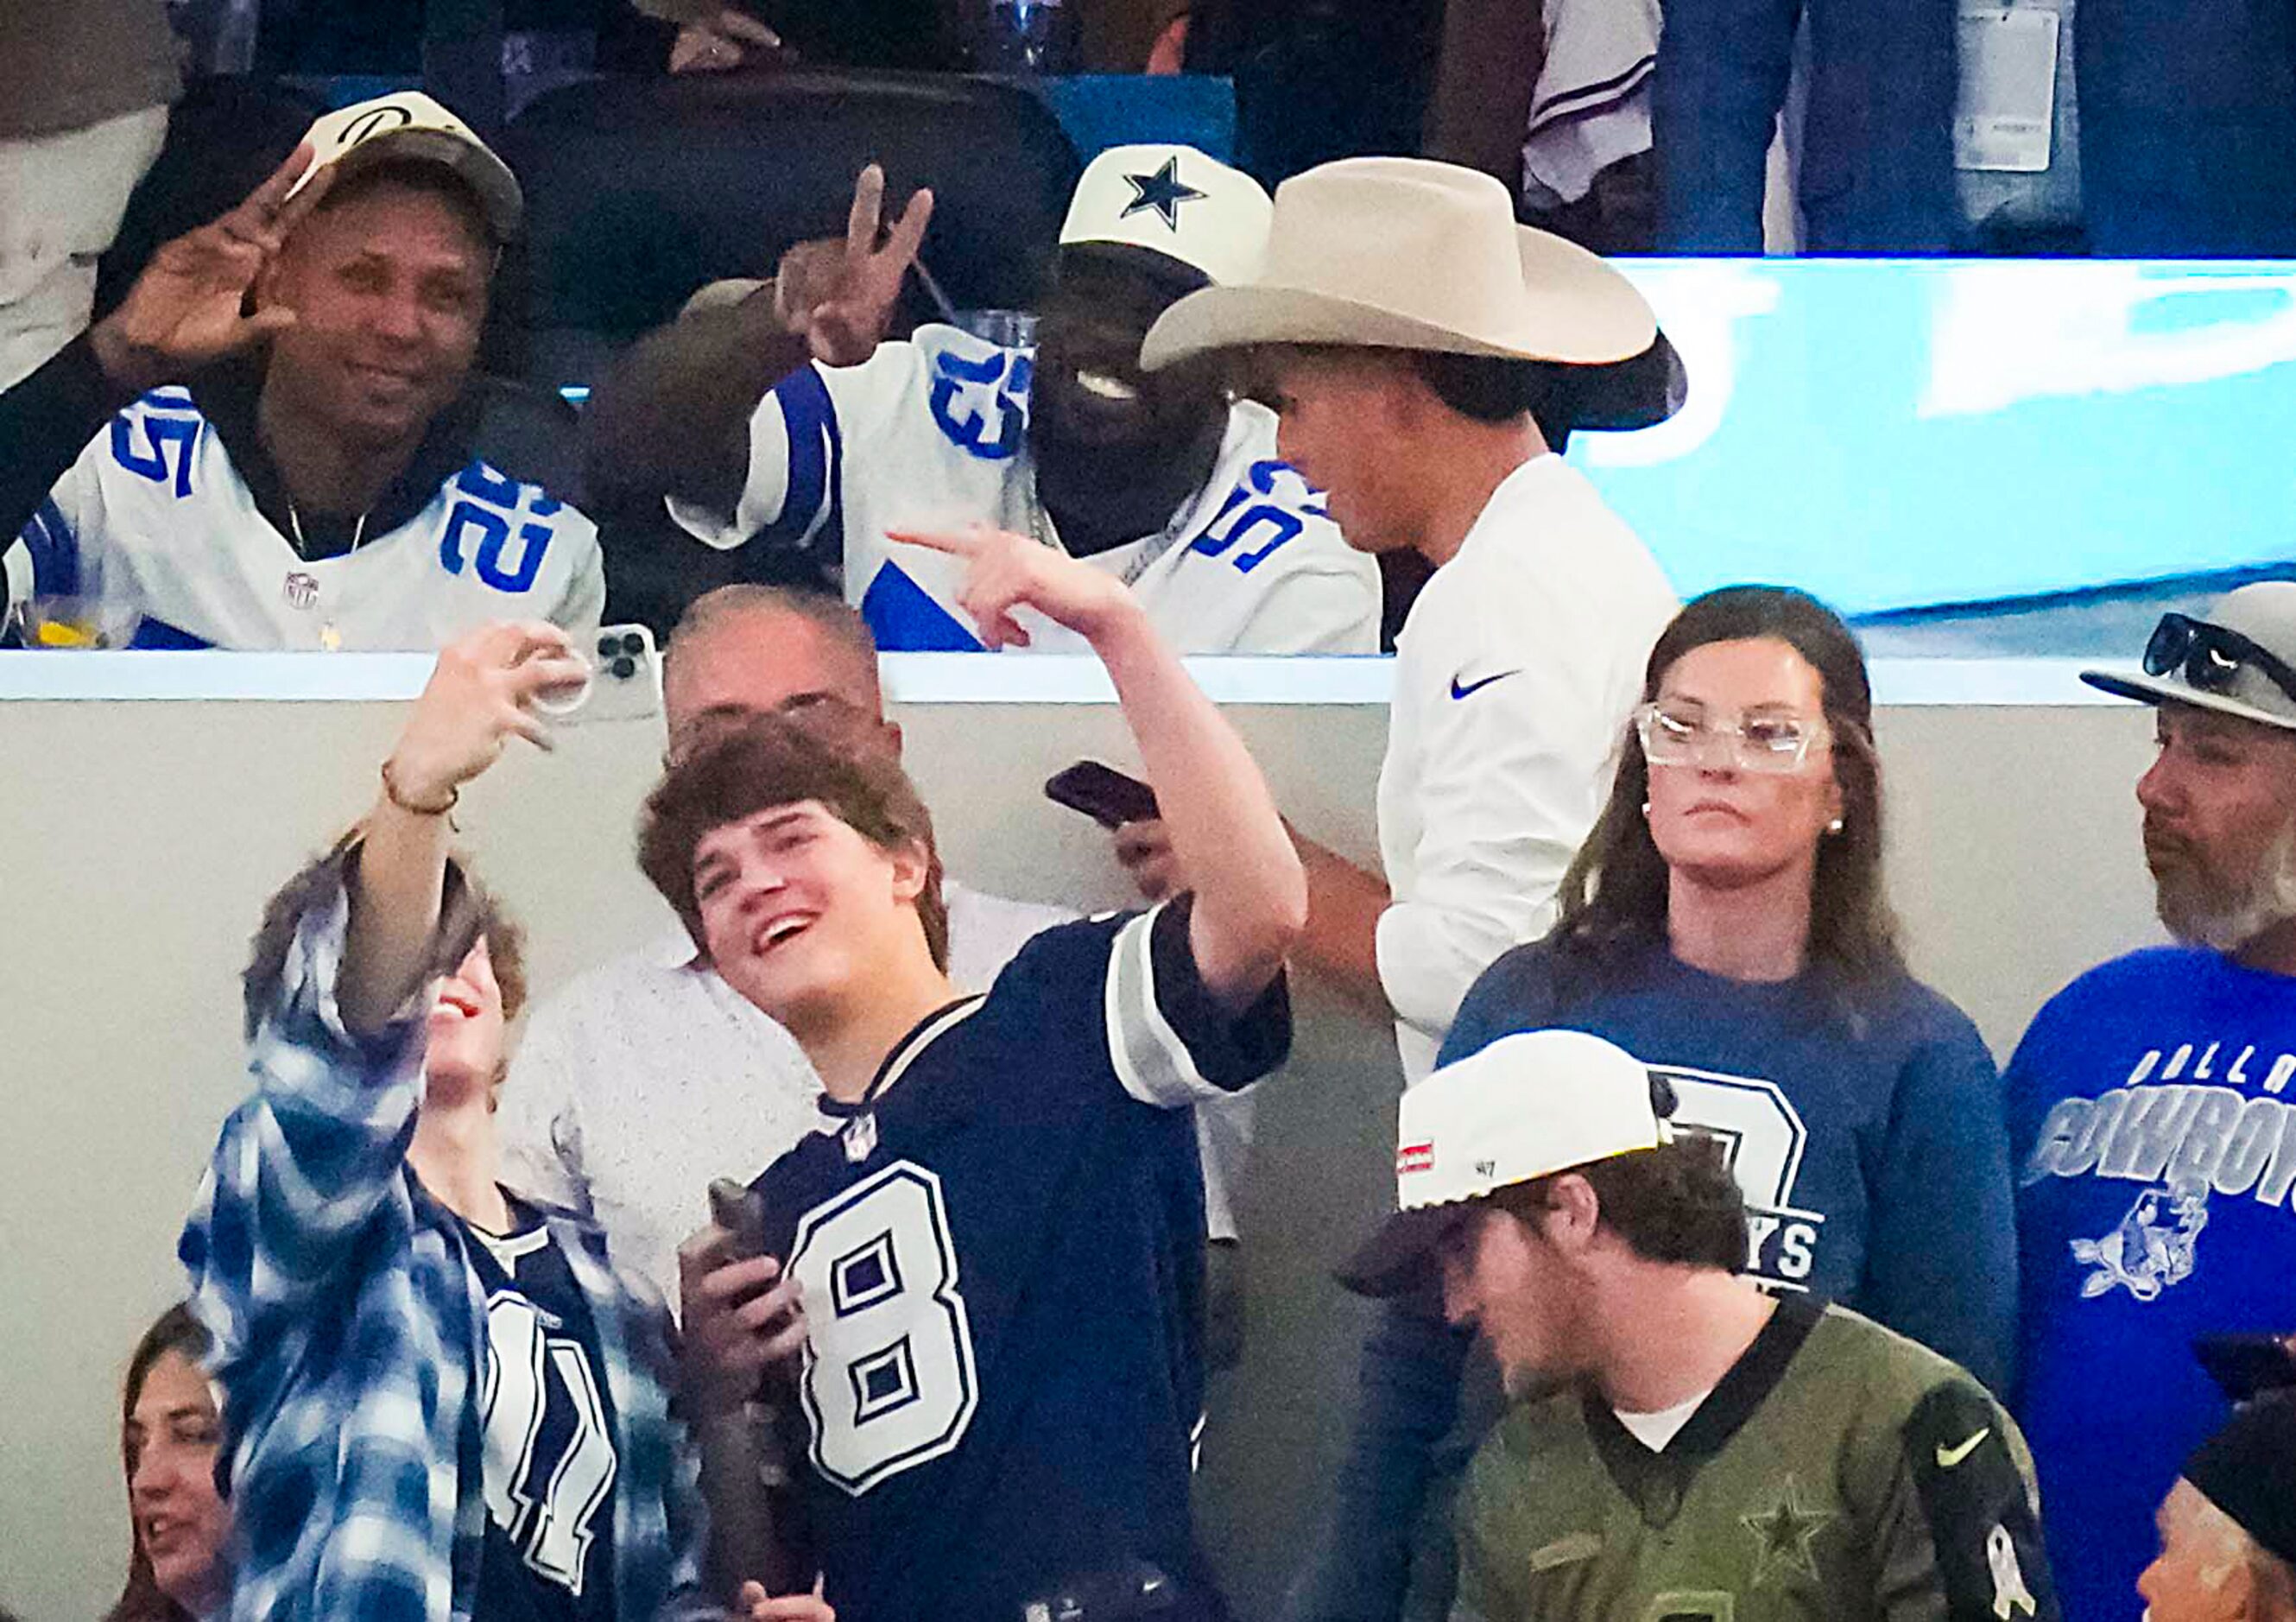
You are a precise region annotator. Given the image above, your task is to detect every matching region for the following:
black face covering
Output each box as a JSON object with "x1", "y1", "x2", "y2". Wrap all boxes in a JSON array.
[{"x1": 1028, "y1": 254, "x2": 1230, "y2": 556}]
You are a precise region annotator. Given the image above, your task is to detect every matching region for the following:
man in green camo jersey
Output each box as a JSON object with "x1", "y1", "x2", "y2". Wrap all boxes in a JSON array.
[{"x1": 1338, "y1": 1029, "x2": 2062, "y2": 1622}]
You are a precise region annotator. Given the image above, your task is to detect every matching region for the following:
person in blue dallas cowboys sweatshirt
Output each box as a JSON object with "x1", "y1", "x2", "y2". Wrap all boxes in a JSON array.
[
  {"x1": 1284, "y1": 586, "x2": 2017, "y2": 1622},
  {"x1": 2011, "y1": 582, "x2": 2296, "y2": 1622}
]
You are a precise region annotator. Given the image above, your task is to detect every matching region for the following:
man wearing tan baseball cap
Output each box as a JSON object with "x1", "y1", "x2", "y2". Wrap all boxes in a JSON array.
[
  {"x1": 0, "y1": 90, "x2": 605, "y2": 651},
  {"x1": 1337, "y1": 1030, "x2": 2059, "y2": 1622}
]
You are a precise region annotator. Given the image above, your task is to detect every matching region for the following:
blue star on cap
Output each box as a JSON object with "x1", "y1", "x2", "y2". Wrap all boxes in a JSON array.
[{"x1": 1120, "y1": 156, "x2": 1208, "y2": 232}]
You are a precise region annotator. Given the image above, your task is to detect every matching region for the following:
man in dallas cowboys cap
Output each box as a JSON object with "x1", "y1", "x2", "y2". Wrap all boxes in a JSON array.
[
  {"x1": 0, "y1": 91, "x2": 604, "y2": 649},
  {"x1": 586, "y1": 144, "x2": 1380, "y2": 656},
  {"x1": 1340, "y1": 1029, "x2": 2057, "y2": 1622},
  {"x1": 2008, "y1": 580, "x2": 2296, "y2": 1622}
]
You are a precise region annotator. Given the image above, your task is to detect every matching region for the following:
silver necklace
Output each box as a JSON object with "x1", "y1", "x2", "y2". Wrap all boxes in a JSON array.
[
  {"x1": 285, "y1": 500, "x2": 372, "y2": 651},
  {"x1": 285, "y1": 498, "x2": 370, "y2": 561}
]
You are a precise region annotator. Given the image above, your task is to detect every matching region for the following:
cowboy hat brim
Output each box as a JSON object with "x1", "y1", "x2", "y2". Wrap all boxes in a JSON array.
[{"x1": 1141, "y1": 227, "x2": 1657, "y2": 371}]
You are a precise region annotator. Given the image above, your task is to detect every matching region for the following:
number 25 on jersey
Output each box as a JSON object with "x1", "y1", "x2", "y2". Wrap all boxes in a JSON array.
[{"x1": 788, "y1": 1162, "x2": 981, "y2": 1496}]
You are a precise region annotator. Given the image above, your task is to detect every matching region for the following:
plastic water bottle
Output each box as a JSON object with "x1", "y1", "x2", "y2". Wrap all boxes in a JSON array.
[{"x1": 966, "y1": 0, "x2": 1078, "y2": 75}]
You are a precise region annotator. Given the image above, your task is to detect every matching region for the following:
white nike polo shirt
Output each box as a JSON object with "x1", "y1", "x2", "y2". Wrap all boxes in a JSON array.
[{"x1": 1375, "y1": 453, "x2": 1677, "y2": 1082}]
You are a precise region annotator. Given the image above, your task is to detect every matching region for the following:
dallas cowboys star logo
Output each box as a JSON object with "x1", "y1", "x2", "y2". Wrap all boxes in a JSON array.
[
  {"x1": 1740, "y1": 1475, "x2": 1833, "y2": 1587},
  {"x1": 1119, "y1": 156, "x2": 1207, "y2": 232}
]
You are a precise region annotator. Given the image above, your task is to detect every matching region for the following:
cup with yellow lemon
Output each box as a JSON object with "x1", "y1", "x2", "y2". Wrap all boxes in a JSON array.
[{"x1": 9, "y1": 596, "x2": 144, "y2": 649}]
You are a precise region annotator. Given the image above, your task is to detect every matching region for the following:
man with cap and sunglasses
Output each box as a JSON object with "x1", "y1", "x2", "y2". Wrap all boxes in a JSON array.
[
  {"x1": 584, "y1": 145, "x2": 1381, "y2": 656},
  {"x1": 1129, "y1": 155, "x2": 1679, "y2": 1084},
  {"x1": 1343, "y1": 1029, "x2": 2059, "y2": 1622},
  {"x1": 2008, "y1": 580, "x2": 2296, "y2": 1622},
  {"x1": 2140, "y1": 1391, "x2": 2296, "y2": 1622},
  {"x1": 0, "y1": 92, "x2": 604, "y2": 650}
]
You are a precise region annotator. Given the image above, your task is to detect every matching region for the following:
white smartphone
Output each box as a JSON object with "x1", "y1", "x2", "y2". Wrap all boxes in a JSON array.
[{"x1": 534, "y1": 624, "x2": 665, "y2": 727}]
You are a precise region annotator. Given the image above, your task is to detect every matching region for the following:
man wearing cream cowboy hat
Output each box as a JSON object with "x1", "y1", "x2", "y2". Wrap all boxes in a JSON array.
[{"x1": 1120, "y1": 156, "x2": 1682, "y2": 1090}]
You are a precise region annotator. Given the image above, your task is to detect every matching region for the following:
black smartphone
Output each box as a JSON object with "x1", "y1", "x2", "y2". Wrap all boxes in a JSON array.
[
  {"x1": 2194, "y1": 1334, "x2": 2296, "y2": 1403},
  {"x1": 708, "y1": 1177, "x2": 769, "y2": 1262},
  {"x1": 1045, "y1": 760, "x2": 1161, "y2": 830}
]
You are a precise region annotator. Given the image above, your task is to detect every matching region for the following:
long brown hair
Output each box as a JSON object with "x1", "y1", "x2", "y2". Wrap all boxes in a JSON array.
[
  {"x1": 1551, "y1": 585, "x2": 1904, "y2": 1009},
  {"x1": 105, "y1": 1305, "x2": 212, "y2": 1622}
]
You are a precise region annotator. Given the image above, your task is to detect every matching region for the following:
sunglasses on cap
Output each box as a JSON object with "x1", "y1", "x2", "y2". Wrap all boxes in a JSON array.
[{"x1": 2144, "y1": 613, "x2": 2296, "y2": 708}]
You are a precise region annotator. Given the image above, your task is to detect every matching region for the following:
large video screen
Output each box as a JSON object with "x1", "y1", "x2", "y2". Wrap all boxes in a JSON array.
[{"x1": 1580, "y1": 260, "x2": 2296, "y2": 619}]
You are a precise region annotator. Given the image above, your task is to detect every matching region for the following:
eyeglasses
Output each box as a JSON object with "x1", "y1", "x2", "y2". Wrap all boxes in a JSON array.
[
  {"x1": 2144, "y1": 613, "x2": 2296, "y2": 709},
  {"x1": 1635, "y1": 701, "x2": 1829, "y2": 775}
]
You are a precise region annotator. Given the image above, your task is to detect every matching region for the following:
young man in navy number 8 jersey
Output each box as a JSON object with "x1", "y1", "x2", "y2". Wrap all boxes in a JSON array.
[{"x1": 651, "y1": 524, "x2": 1307, "y2": 1622}]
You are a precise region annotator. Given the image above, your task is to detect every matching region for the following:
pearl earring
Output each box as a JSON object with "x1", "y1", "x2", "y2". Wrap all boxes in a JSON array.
[
  {"x1": 1641, "y1": 801, "x2": 1652, "y2": 815},
  {"x1": 1827, "y1": 817, "x2": 1845, "y2": 834}
]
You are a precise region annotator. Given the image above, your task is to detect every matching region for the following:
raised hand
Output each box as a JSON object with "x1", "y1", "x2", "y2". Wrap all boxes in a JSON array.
[
  {"x1": 89, "y1": 145, "x2": 333, "y2": 396},
  {"x1": 774, "y1": 164, "x2": 933, "y2": 367},
  {"x1": 886, "y1": 524, "x2": 1139, "y2": 650},
  {"x1": 381, "y1": 622, "x2": 590, "y2": 812}
]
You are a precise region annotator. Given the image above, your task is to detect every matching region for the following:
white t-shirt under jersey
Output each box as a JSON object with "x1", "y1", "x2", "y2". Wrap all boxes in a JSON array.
[
  {"x1": 671, "y1": 323, "x2": 1382, "y2": 656},
  {"x1": 1613, "y1": 1385, "x2": 1713, "y2": 1452}
]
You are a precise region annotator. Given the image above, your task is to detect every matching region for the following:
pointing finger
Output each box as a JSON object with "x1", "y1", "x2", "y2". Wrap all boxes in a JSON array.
[{"x1": 885, "y1": 523, "x2": 1000, "y2": 559}]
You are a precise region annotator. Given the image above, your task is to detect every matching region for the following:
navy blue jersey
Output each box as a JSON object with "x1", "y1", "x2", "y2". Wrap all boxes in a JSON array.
[
  {"x1": 749, "y1": 901, "x2": 1290, "y2": 1622},
  {"x1": 464, "y1": 1198, "x2": 621, "y2": 1622}
]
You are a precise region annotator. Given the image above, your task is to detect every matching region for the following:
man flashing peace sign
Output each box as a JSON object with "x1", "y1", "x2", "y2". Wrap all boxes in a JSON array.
[
  {"x1": 0, "y1": 92, "x2": 604, "y2": 651},
  {"x1": 585, "y1": 145, "x2": 1382, "y2": 660}
]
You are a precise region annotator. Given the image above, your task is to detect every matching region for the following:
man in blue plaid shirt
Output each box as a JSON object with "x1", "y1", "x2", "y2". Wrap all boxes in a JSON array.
[{"x1": 178, "y1": 619, "x2": 827, "y2": 1622}]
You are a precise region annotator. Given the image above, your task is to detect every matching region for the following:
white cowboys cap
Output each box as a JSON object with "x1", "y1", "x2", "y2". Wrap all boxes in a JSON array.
[
  {"x1": 1059, "y1": 143, "x2": 1273, "y2": 289},
  {"x1": 1338, "y1": 1029, "x2": 1673, "y2": 1298},
  {"x1": 284, "y1": 90, "x2": 524, "y2": 243}
]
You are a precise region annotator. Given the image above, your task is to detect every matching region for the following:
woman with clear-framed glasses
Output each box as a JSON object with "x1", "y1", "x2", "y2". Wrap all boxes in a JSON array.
[{"x1": 1287, "y1": 585, "x2": 2018, "y2": 1622}]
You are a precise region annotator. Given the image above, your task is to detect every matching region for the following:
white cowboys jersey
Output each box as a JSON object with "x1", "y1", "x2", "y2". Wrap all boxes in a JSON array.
[
  {"x1": 3, "y1": 386, "x2": 604, "y2": 649},
  {"x1": 673, "y1": 323, "x2": 1382, "y2": 656}
]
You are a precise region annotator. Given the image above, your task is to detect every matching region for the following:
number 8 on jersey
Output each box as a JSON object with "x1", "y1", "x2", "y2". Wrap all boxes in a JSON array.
[{"x1": 787, "y1": 1161, "x2": 981, "y2": 1496}]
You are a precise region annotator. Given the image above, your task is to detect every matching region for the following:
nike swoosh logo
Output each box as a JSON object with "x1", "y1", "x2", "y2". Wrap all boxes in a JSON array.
[
  {"x1": 1451, "y1": 669, "x2": 1521, "y2": 700},
  {"x1": 1936, "y1": 1427, "x2": 1990, "y2": 1468}
]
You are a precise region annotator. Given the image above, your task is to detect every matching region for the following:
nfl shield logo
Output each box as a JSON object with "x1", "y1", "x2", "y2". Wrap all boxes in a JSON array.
[{"x1": 282, "y1": 572, "x2": 320, "y2": 611}]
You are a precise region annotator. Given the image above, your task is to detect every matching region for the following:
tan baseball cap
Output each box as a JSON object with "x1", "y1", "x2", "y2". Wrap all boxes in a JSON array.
[
  {"x1": 1338, "y1": 1030, "x2": 1671, "y2": 1298},
  {"x1": 285, "y1": 91, "x2": 523, "y2": 243}
]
